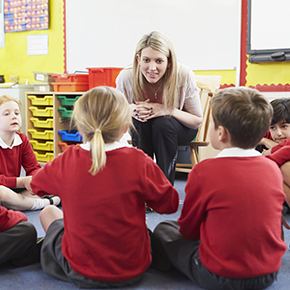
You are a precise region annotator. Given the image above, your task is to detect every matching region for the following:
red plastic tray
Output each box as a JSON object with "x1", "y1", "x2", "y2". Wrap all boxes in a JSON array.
[
  {"x1": 52, "y1": 74, "x2": 88, "y2": 83},
  {"x1": 86, "y1": 67, "x2": 123, "y2": 89},
  {"x1": 52, "y1": 82, "x2": 89, "y2": 92}
]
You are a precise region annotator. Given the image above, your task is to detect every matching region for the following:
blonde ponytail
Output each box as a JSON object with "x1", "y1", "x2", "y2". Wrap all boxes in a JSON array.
[
  {"x1": 89, "y1": 129, "x2": 106, "y2": 174},
  {"x1": 71, "y1": 86, "x2": 131, "y2": 176}
]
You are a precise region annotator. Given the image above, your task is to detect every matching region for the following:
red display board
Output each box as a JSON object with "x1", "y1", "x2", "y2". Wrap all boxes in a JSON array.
[{"x1": 4, "y1": 0, "x2": 49, "y2": 33}]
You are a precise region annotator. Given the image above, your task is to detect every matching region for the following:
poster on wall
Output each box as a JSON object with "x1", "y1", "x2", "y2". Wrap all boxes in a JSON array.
[{"x1": 3, "y1": 0, "x2": 49, "y2": 33}]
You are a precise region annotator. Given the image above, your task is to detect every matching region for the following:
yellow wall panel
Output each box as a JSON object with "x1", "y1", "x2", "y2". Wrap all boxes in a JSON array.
[
  {"x1": 193, "y1": 70, "x2": 236, "y2": 87},
  {"x1": 0, "y1": 0, "x2": 65, "y2": 84},
  {"x1": 245, "y1": 60, "x2": 290, "y2": 87}
]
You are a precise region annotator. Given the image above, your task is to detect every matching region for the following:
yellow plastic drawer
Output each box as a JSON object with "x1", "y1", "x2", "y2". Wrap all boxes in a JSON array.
[
  {"x1": 34, "y1": 151, "x2": 54, "y2": 162},
  {"x1": 28, "y1": 95, "x2": 53, "y2": 106},
  {"x1": 28, "y1": 129, "x2": 54, "y2": 140},
  {"x1": 29, "y1": 106, "x2": 53, "y2": 117},
  {"x1": 30, "y1": 117, "x2": 53, "y2": 128},
  {"x1": 30, "y1": 140, "x2": 54, "y2": 151}
]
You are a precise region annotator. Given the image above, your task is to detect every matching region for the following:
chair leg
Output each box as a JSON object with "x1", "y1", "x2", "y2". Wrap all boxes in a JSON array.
[{"x1": 190, "y1": 146, "x2": 199, "y2": 166}]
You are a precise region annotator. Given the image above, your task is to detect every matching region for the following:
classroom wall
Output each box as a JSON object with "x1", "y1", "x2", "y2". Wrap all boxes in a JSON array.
[
  {"x1": 0, "y1": 0, "x2": 65, "y2": 84},
  {"x1": 65, "y1": 0, "x2": 240, "y2": 80},
  {"x1": 0, "y1": 0, "x2": 289, "y2": 93},
  {"x1": 240, "y1": 0, "x2": 290, "y2": 93}
]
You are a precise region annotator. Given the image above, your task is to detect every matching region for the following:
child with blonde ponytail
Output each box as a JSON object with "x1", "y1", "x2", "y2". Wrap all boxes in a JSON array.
[{"x1": 30, "y1": 86, "x2": 179, "y2": 288}]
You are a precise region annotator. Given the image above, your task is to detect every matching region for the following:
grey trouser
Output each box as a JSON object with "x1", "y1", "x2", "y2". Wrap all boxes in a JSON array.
[
  {"x1": 0, "y1": 221, "x2": 37, "y2": 265},
  {"x1": 152, "y1": 220, "x2": 278, "y2": 290}
]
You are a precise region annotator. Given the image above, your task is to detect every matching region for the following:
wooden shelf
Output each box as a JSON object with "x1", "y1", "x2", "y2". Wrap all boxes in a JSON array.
[{"x1": 26, "y1": 91, "x2": 84, "y2": 163}]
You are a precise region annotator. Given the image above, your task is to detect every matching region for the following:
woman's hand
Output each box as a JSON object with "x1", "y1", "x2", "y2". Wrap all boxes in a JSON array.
[
  {"x1": 133, "y1": 100, "x2": 153, "y2": 122},
  {"x1": 133, "y1": 100, "x2": 172, "y2": 122},
  {"x1": 146, "y1": 102, "x2": 172, "y2": 119},
  {"x1": 133, "y1": 100, "x2": 202, "y2": 129}
]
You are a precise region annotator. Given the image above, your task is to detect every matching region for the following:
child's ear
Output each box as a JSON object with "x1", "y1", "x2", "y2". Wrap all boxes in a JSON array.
[{"x1": 217, "y1": 126, "x2": 230, "y2": 143}]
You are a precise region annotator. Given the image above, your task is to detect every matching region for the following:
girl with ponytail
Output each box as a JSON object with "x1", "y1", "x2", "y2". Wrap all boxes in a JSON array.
[{"x1": 29, "y1": 86, "x2": 179, "y2": 288}]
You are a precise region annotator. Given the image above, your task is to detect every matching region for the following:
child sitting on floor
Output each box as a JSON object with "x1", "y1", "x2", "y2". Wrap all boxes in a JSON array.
[
  {"x1": 258, "y1": 97, "x2": 290, "y2": 155},
  {"x1": 257, "y1": 98, "x2": 290, "y2": 210},
  {"x1": 30, "y1": 86, "x2": 179, "y2": 288},
  {"x1": 0, "y1": 204, "x2": 42, "y2": 267},
  {"x1": 266, "y1": 132, "x2": 290, "y2": 208},
  {"x1": 152, "y1": 87, "x2": 287, "y2": 290},
  {"x1": 0, "y1": 95, "x2": 60, "y2": 211}
]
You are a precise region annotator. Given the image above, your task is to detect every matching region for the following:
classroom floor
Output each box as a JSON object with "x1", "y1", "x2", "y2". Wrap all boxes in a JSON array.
[{"x1": 1, "y1": 173, "x2": 290, "y2": 290}]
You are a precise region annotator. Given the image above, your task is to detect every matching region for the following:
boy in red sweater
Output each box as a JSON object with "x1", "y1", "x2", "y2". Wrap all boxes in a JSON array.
[
  {"x1": 258, "y1": 98, "x2": 290, "y2": 210},
  {"x1": 266, "y1": 137, "x2": 290, "y2": 208},
  {"x1": 259, "y1": 98, "x2": 290, "y2": 155},
  {"x1": 152, "y1": 87, "x2": 287, "y2": 290}
]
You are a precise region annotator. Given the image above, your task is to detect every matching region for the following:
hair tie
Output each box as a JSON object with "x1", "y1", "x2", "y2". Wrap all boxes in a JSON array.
[{"x1": 95, "y1": 128, "x2": 102, "y2": 133}]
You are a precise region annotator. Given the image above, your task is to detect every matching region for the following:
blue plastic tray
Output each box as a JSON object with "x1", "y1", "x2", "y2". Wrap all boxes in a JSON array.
[{"x1": 58, "y1": 130, "x2": 83, "y2": 142}]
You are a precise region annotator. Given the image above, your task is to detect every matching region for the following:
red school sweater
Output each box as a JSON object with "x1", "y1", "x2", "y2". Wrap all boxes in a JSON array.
[
  {"x1": 178, "y1": 155, "x2": 287, "y2": 278},
  {"x1": 267, "y1": 138, "x2": 290, "y2": 167},
  {"x1": 31, "y1": 145, "x2": 179, "y2": 282},
  {"x1": 0, "y1": 205, "x2": 28, "y2": 232},
  {"x1": 0, "y1": 133, "x2": 41, "y2": 188}
]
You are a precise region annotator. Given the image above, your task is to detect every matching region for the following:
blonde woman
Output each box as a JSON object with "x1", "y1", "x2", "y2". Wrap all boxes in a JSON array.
[
  {"x1": 116, "y1": 31, "x2": 203, "y2": 184},
  {"x1": 30, "y1": 87, "x2": 179, "y2": 288}
]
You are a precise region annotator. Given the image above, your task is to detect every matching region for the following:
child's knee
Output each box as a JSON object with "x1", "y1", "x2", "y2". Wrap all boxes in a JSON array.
[
  {"x1": 17, "y1": 221, "x2": 37, "y2": 242},
  {"x1": 281, "y1": 161, "x2": 290, "y2": 176},
  {"x1": 39, "y1": 205, "x2": 62, "y2": 223},
  {"x1": 0, "y1": 185, "x2": 12, "y2": 201},
  {"x1": 39, "y1": 204, "x2": 56, "y2": 219}
]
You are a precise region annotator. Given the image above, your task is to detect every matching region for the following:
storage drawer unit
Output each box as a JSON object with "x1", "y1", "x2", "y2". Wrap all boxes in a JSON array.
[
  {"x1": 28, "y1": 95, "x2": 53, "y2": 106},
  {"x1": 26, "y1": 91, "x2": 85, "y2": 163},
  {"x1": 30, "y1": 117, "x2": 53, "y2": 128}
]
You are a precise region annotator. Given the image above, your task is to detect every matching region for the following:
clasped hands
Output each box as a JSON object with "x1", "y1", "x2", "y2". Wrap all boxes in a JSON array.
[{"x1": 132, "y1": 99, "x2": 172, "y2": 122}]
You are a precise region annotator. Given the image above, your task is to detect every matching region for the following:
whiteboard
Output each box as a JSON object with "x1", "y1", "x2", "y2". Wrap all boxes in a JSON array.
[
  {"x1": 65, "y1": 0, "x2": 240, "y2": 73},
  {"x1": 248, "y1": 0, "x2": 290, "y2": 52}
]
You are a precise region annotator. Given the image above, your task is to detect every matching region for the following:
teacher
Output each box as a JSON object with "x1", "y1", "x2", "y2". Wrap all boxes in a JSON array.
[{"x1": 116, "y1": 31, "x2": 203, "y2": 184}]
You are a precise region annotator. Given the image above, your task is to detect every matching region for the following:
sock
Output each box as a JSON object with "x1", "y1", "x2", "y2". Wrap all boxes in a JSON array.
[{"x1": 30, "y1": 198, "x2": 50, "y2": 211}]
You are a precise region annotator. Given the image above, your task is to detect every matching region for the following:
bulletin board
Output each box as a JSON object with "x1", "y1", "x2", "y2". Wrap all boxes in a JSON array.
[
  {"x1": 240, "y1": 0, "x2": 290, "y2": 91},
  {"x1": 4, "y1": 0, "x2": 49, "y2": 33},
  {"x1": 0, "y1": 0, "x2": 65, "y2": 83},
  {"x1": 65, "y1": 0, "x2": 241, "y2": 73},
  {"x1": 247, "y1": 0, "x2": 290, "y2": 63}
]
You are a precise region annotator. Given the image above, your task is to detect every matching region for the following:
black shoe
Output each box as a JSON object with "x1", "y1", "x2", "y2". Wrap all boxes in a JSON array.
[
  {"x1": 11, "y1": 237, "x2": 44, "y2": 267},
  {"x1": 145, "y1": 206, "x2": 154, "y2": 213},
  {"x1": 43, "y1": 195, "x2": 61, "y2": 207}
]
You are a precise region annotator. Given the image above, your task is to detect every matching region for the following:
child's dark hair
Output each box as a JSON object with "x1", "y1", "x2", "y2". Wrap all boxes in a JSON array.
[
  {"x1": 210, "y1": 87, "x2": 273, "y2": 149},
  {"x1": 270, "y1": 98, "x2": 290, "y2": 125}
]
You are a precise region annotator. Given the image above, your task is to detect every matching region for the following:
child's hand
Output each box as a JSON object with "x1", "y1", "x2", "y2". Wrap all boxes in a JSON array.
[
  {"x1": 17, "y1": 176, "x2": 33, "y2": 194},
  {"x1": 23, "y1": 176, "x2": 33, "y2": 193},
  {"x1": 259, "y1": 137, "x2": 278, "y2": 150}
]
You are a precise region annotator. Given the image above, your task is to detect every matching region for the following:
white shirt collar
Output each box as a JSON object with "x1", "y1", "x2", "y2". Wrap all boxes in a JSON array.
[
  {"x1": 215, "y1": 147, "x2": 262, "y2": 158},
  {"x1": 0, "y1": 133, "x2": 22, "y2": 149},
  {"x1": 80, "y1": 141, "x2": 129, "y2": 152}
]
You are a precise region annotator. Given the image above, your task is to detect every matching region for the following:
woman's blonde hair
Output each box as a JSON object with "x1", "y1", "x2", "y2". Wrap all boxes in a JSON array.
[
  {"x1": 71, "y1": 86, "x2": 131, "y2": 175},
  {"x1": 132, "y1": 31, "x2": 178, "y2": 110}
]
